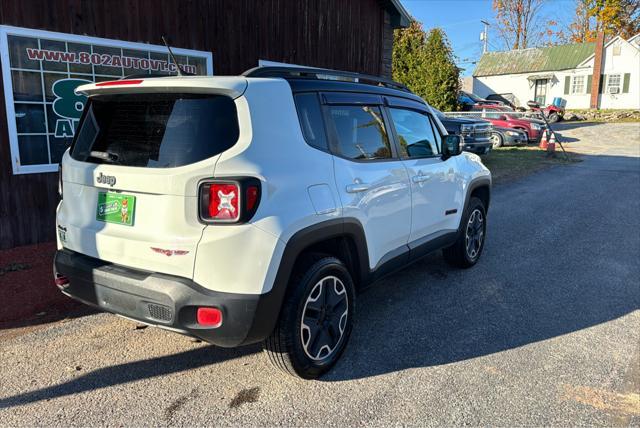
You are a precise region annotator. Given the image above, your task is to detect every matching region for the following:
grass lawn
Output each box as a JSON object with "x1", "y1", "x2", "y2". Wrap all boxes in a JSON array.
[{"x1": 481, "y1": 146, "x2": 575, "y2": 185}]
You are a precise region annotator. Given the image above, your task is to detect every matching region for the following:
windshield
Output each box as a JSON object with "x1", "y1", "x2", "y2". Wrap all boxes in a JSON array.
[
  {"x1": 463, "y1": 92, "x2": 484, "y2": 102},
  {"x1": 71, "y1": 93, "x2": 239, "y2": 168}
]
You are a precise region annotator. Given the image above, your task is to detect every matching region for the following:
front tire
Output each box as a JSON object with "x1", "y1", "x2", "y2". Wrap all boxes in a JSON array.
[
  {"x1": 263, "y1": 255, "x2": 355, "y2": 379},
  {"x1": 548, "y1": 112, "x2": 559, "y2": 123},
  {"x1": 443, "y1": 197, "x2": 487, "y2": 268},
  {"x1": 490, "y1": 132, "x2": 503, "y2": 148}
]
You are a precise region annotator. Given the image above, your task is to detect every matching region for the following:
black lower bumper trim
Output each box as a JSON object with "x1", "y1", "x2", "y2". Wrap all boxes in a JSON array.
[
  {"x1": 53, "y1": 249, "x2": 277, "y2": 347},
  {"x1": 464, "y1": 143, "x2": 492, "y2": 154}
]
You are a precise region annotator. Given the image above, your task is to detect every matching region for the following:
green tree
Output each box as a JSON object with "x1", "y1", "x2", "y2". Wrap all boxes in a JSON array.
[
  {"x1": 392, "y1": 23, "x2": 460, "y2": 111},
  {"x1": 423, "y1": 28, "x2": 460, "y2": 112},
  {"x1": 392, "y1": 21, "x2": 429, "y2": 99}
]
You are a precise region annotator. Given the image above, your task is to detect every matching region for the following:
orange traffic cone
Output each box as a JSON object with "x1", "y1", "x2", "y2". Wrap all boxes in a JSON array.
[
  {"x1": 547, "y1": 131, "x2": 556, "y2": 153},
  {"x1": 539, "y1": 129, "x2": 549, "y2": 149}
]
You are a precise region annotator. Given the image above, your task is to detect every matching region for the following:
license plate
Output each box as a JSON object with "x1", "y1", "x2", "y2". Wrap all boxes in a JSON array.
[{"x1": 96, "y1": 192, "x2": 136, "y2": 226}]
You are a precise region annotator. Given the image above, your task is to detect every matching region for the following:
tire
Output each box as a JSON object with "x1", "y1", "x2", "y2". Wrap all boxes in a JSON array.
[
  {"x1": 548, "y1": 112, "x2": 559, "y2": 123},
  {"x1": 490, "y1": 132, "x2": 503, "y2": 149},
  {"x1": 263, "y1": 254, "x2": 355, "y2": 379},
  {"x1": 443, "y1": 197, "x2": 487, "y2": 268}
]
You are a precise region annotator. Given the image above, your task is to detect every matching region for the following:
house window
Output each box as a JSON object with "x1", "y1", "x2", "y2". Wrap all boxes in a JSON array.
[
  {"x1": 571, "y1": 75, "x2": 585, "y2": 94},
  {"x1": 607, "y1": 74, "x2": 621, "y2": 93},
  {"x1": 0, "y1": 25, "x2": 213, "y2": 175}
]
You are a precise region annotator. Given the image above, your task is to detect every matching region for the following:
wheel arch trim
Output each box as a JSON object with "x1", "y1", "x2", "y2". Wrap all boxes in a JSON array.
[{"x1": 243, "y1": 218, "x2": 369, "y2": 344}]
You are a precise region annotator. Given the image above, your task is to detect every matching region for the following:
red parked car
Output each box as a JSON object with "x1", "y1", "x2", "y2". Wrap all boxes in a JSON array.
[{"x1": 480, "y1": 112, "x2": 546, "y2": 143}]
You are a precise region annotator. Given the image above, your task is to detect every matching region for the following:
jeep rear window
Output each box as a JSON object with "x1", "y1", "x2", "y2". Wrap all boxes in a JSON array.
[{"x1": 70, "y1": 93, "x2": 239, "y2": 168}]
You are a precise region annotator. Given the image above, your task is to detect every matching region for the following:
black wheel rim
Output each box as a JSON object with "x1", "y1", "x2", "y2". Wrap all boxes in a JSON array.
[
  {"x1": 465, "y1": 208, "x2": 485, "y2": 260},
  {"x1": 300, "y1": 275, "x2": 348, "y2": 361}
]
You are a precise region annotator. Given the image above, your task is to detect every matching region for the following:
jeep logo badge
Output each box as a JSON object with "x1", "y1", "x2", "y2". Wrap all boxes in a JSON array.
[{"x1": 96, "y1": 172, "x2": 116, "y2": 187}]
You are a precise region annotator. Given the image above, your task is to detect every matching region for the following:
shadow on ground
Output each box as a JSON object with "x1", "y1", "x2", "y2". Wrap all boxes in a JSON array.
[
  {"x1": 553, "y1": 121, "x2": 605, "y2": 131},
  {"x1": 0, "y1": 344, "x2": 261, "y2": 408},
  {"x1": 1, "y1": 152, "x2": 638, "y2": 407}
]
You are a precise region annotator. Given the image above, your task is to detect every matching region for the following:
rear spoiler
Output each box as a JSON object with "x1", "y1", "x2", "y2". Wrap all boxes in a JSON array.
[{"x1": 75, "y1": 76, "x2": 248, "y2": 99}]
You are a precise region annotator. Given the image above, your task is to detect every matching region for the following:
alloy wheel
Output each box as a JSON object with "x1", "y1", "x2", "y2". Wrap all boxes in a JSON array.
[
  {"x1": 465, "y1": 208, "x2": 485, "y2": 260},
  {"x1": 300, "y1": 275, "x2": 349, "y2": 361}
]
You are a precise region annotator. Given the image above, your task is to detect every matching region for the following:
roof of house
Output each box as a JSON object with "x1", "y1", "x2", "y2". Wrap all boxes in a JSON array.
[
  {"x1": 384, "y1": 0, "x2": 412, "y2": 28},
  {"x1": 473, "y1": 42, "x2": 596, "y2": 77}
]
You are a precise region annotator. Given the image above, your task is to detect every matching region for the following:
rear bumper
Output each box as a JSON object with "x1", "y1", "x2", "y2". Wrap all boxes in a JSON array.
[
  {"x1": 53, "y1": 249, "x2": 278, "y2": 347},
  {"x1": 502, "y1": 133, "x2": 526, "y2": 146},
  {"x1": 528, "y1": 128, "x2": 544, "y2": 143}
]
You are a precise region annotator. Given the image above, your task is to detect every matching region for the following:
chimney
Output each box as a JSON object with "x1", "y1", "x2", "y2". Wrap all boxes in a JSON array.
[{"x1": 590, "y1": 31, "x2": 605, "y2": 109}]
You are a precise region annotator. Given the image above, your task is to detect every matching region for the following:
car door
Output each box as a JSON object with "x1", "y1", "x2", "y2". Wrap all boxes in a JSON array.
[
  {"x1": 385, "y1": 99, "x2": 461, "y2": 247},
  {"x1": 324, "y1": 93, "x2": 412, "y2": 271}
]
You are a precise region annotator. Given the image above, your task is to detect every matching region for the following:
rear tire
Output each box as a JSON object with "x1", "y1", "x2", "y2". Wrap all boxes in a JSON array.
[
  {"x1": 548, "y1": 112, "x2": 559, "y2": 123},
  {"x1": 263, "y1": 255, "x2": 355, "y2": 379},
  {"x1": 443, "y1": 197, "x2": 487, "y2": 268}
]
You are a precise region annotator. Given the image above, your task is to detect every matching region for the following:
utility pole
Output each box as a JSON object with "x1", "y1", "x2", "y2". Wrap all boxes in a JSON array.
[{"x1": 480, "y1": 20, "x2": 490, "y2": 54}]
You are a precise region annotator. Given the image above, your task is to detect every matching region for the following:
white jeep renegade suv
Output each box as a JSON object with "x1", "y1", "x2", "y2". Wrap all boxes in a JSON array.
[{"x1": 54, "y1": 67, "x2": 491, "y2": 379}]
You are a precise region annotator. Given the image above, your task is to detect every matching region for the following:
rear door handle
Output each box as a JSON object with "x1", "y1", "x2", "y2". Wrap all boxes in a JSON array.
[
  {"x1": 412, "y1": 174, "x2": 432, "y2": 183},
  {"x1": 346, "y1": 183, "x2": 371, "y2": 193}
]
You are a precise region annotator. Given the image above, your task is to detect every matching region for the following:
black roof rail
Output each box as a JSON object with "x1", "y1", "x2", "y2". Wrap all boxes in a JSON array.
[{"x1": 242, "y1": 66, "x2": 411, "y2": 93}]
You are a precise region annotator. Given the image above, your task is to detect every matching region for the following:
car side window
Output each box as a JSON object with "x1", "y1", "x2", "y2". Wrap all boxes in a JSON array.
[
  {"x1": 327, "y1": 105, "x2": 392, "y2": 161},
  {"x1": 293, "y1": 93, "x2": 329, "y2": 151},
  {"x1": 389, "y1": 108, "x2": 440, "y2": 158}
]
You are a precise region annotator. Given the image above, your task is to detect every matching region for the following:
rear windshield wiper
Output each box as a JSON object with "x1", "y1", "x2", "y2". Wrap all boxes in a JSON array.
[{"x1": 90, "y1": 150, "x2": 119, "y2": 162}]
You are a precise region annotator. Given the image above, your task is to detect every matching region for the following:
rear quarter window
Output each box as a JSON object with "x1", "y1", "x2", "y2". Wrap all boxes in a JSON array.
[
  {"x1": 293, "y1": 93, "x2": 329, "y2": 151},
  {"x1": 71, "y1": 93, "x2": 239, "y2": 168}
]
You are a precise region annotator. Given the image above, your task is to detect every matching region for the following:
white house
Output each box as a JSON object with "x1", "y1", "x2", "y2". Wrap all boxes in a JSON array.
[{"x1": 471, "y1": 33, "x2": 640, "y2": 110}]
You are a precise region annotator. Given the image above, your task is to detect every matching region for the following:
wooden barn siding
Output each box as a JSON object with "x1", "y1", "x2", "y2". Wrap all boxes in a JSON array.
[{"x1": 0, "y1": 0, "x2": 388, "y2": 249}]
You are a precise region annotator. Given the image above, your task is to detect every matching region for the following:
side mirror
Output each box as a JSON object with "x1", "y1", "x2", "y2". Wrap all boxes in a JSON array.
[
  {"x1": 442, "y1": 135, "x2": 462, "y2": 159},
  {"x1": 527, "y1": 100, "x2": 540, "y2": 109}
]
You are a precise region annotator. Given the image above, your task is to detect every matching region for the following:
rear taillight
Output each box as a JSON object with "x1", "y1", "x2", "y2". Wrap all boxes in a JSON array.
[
  {"x1": 54, "y1": 274, "x2": 69, "y2": 287},
  {"x1": 199, "y1": 178, "x2": 261, "y2": 224}
]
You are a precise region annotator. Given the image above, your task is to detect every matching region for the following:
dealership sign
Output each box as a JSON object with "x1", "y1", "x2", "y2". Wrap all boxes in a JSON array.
[{"x1": 0, "y1": 25, "x2": 213, "y2": 174}]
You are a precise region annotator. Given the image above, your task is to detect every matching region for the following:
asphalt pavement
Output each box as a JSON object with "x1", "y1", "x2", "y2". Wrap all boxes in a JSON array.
[{"x1": 1, "y1": 122, "x2": 638, "y2": 426}]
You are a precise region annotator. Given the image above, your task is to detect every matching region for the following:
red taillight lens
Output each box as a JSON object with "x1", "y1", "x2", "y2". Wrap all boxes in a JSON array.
[
  {"x1": 207, "y1": 183, "x2": 240, "y2": 220},
  {"x1": 54, "y1": 274, "x2": 69, "y2": 286},
  {"x1": 197, "y1": 307, "x2": 223, "y2": 327},
  {"x1": 246, "y1": 185, "x2": 259, "y2": 211}
]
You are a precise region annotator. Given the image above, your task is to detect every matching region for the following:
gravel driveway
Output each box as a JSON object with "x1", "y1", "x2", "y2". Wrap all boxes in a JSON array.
[{"x1": 1, "y1": 122, "x2": 638, "y2": 426}]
